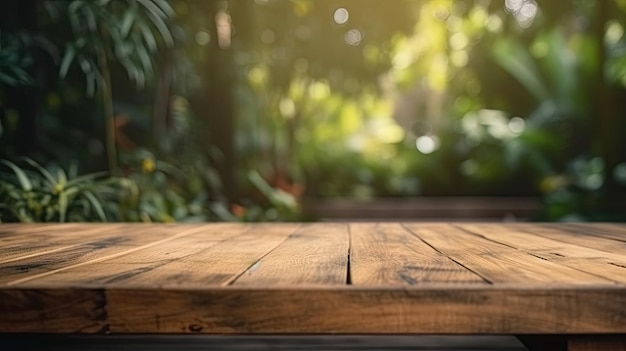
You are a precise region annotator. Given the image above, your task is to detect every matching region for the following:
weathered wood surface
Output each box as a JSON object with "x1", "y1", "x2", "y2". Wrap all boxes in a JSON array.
[
  {"x1": 349, "y1": 223, "x2": 486, "y2": 285},
  {"x1": 0, "y1": 223, "x2": 625, "y2": 335}
]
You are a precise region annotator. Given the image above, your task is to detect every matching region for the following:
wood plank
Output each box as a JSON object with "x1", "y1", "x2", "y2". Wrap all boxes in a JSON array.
[
  {"x1": 559, "y1": 223, "x2": 626, "y2": 243},
  {"x1": 0, "y1": 225, "x2": 212, "y2": 286},
  {"x1": 349, "y1": 223, "x2": 486, "y2": 285},
  {"x1": 568, "y1": 337, "x2": 626, "y2": 351},
  {"x1": 0, "y1": 224, "x2": 127, "y2": 263},
  {"x1": 0, "y1": 224, "x2": 135, "y2": 246},
  {"x1": 3, "y1": 286, "x2": 625, "y2": 334},
  {"x1": 232, "y1": 224, "x2": 349, "y2": 286},
  {"x1": 458, "y1": 224, "x2": 626, "y2": 283},
  {"x1": 592, "y1": 223, "x2": 626, "y2": 235},
  {"x1": 509, "y1": 223, "x2": 626, "y2": 256},
  {"x1": 403, "y1": 224, "x2": 613, "y2": 284},
  {"x1": 0, "y1": 223, "x2": 83, "y2": 238},
  {"x1": 22, "y1": 224, "x2": 299, "y2": 287},
  {"x1": 0, "y1": 288, "x2": 107, "y2": 333}
]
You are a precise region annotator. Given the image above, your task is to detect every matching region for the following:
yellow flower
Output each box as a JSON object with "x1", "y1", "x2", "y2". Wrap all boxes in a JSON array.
[{"x1": 141, "y1": 158, "x2": 156, "y2": 173}]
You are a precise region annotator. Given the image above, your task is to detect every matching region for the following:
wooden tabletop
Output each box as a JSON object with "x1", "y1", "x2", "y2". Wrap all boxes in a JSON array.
[{"x1": 0, "y1": 223, "x2": 625, "y2": 335}]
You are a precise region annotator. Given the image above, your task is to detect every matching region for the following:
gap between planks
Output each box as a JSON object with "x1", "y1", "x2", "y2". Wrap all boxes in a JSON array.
[
  {"x1": 453, "y1": 224, "x2": 626, "y2": 284},
  {"x1": 346, "y1": 223, "x2": 353, "y2": 285},
  {"x1": 222, "y1": 224, "x2": 303, "y2": 286},
  {"x1": 403, "y1": 223, "x2": 616, "y2": 285},
  {"x1": 400, "y1": 223, "x2": 493, "y2": 285}
]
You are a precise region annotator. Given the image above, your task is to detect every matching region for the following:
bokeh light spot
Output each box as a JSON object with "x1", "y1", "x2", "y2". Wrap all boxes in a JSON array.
[
  {"x1": 461, "y1": 159, "x2": 479, "y2": 176},
  {"x1": 449, "y1": 32, "x2": 468, "y2": 50},
  {"x1": 505, "y1": 0, "x2": 524, "y2": 13},
  {"x1": 294, "y1": 58, "x2": 309, "y2": 73},
  {"x1": 606, "y1": 21, "x2": 624, "y2": 45},
  {"x1": 345, "y1": 29, "x2": 363, "y2": 46},
  {"x1": 531, "y1": 40, "x2": 549, "y2": 58},
  {"x1": 585, "y1": 174, "x2": 603, "y2": 190},
  {"x1": 248, "y1": 67, "x2": 266, "y2": 85},
  {"x1": 505, "y1": 0, "x2": 539, "y2": 28},
  {"x1": 279, "y1": 98, "x2": 296, "y2": 119},
  {"x1": 451, "y1": 50, "x2": 468, "y2": 67},
  {"x1": 296, "y1": 25, "x2": 312, "y2": 40},
  {"x1": 261, "y1": 29, "x2": 275, "y2": 44},
  {"x1": 508, "y1": 117, "x2": 526, "y2": 134},
  {"x1": 195, "y1": 30, "x2": 211, "y2": 46},
  {"x1": 486, "y1": 15, "x2": 503, "y2": 32},
  {"x1": 614, "y1": 163, "x2": 626, "y2": 184},
  {"x1": 416, "y1": 135, "x2": 439, "y2": 154},
  {"x1": 520, "y1": 2, "x2": 538, "y2": 19},
  {"x1": 433, "y1": 6, "x2": 450, "y2": 21},
  {"x1": 334, "y1": 8, "x2": 350, "y2": 24}
]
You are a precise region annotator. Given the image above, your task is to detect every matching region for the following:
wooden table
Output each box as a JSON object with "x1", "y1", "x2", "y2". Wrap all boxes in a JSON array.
[{"x1": 0, "y1": 223, "x2": 625, "y2": 351}]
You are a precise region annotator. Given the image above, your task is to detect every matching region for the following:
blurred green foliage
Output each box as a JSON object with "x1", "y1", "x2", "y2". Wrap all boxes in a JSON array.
[
  {"x1": 0, "y1": 0, "x2": 625, "y2": 222},
  {"x1": 0, "y1": 32, "x2": 35, "y2": 86},
  {"x1": 0, "y1": 158, "x2": 122, "y2": 222}
]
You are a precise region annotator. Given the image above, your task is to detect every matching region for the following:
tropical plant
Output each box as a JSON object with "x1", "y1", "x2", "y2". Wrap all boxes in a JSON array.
[
  {"x1": 235, "y1": 170, "x2": 301, "y2": 222},
  {"x1": 0, "y1": 158, "x2": 123, "y2": 222},
  {"x1": 45, "y1": 0, "x2": 176, "y2": 174},
  {"x1": 117, "y1": 149, "x2": 212, "y2": 222}
]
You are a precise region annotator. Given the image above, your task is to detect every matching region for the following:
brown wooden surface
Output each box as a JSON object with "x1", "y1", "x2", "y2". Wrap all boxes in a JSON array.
[
  {"x1": 349, "y1": 223, "x2": 486, "y2": 285},
  {"x1": 0, "y1": 223, "x2": 625, "y2": 335},
  {"x1": 403, "y1": 224, "x2": 613, "y2": 284},
  {"x1": 233, "y1": 223, "x2": 349, "y2": 285}
]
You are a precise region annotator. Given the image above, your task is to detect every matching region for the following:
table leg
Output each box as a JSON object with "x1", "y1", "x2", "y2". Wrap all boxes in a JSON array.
[{"x1": 567, "y1": 336, "x2": 626, "y2": 351}]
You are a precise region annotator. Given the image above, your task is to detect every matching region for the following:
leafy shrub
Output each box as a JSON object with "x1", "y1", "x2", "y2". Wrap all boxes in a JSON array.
[
  {"x1": 0, "y1": 158, "x2": 122, "y2": 222},
  {"x1": 117, "y1": 149, "x2": 212, "y2": 222}
]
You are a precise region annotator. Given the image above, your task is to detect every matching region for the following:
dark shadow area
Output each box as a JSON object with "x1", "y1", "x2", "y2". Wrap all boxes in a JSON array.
[{"x1": 1, "y1": 334, "x2": 528, "y2": 351}]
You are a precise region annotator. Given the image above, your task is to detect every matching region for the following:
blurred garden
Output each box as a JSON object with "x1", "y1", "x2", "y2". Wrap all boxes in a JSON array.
[{"x1": 0, "y1": 0, "x2": 625, "y2": 222}]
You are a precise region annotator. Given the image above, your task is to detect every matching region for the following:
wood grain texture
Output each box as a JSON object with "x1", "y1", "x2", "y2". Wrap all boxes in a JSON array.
[
  {"x1": 17, "y1": 224, "x2": 267, "y2": 287},
  {"x1": 0, "y1": 223, "x2": 625, "y2": 335},
  {"x1": 559, "y1": 223, "x2": 626, "y2": 243},
  {"x1": 121, "y1": 223, "x2": 300, "y2": 287},
  {"x1": 1, "y1": 287, "x2": 625, "y2": 334},
  {"x1": 457, "y1": 224, "x2": 626, "y2": 283},
  {"x1": 509, "y1": 223, "x2": 626, "y2": 256},
  {"x1": 349, "y1": 223, "x2": 486, "y2": 285},
  {"x1": 0, "y1": 225, "x2": 209, "y2": 285},
  {"x1": 404, "y1": 223, "x2": 614, "y2": 284},
  {"x1": 0, "y1": 288, "x2": 107, "y2": 333},
  {"x1": 0, "y1": 224, "x2": 126, "y2": 263},
  {"x1": 458, "y1": 223, "x2": 626, "y2": 261},
  {"x1": 232, "y1": 223, "x2": 349, "y2": 285}
]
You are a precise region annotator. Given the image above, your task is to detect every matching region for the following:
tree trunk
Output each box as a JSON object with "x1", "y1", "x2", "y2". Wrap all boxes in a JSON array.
[
  {"x1": 153, "y1": 53, "x2": 173, "y2": 152},
  {"x1": 98, "y1": 26, "x2": 118, "y2": 175},
  {"x1": 593, "y1": 0, "x2": 619, "y2": 212},
  {"x1": 191, "y1": 0, "x2": 238, "y2": 202}
]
